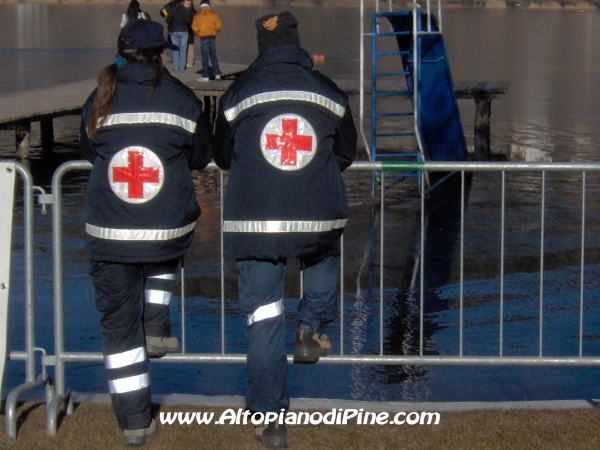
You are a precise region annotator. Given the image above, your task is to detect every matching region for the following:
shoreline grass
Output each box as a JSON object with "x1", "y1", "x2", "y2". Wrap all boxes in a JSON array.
[{"x1": 1, "y1": 402, "x2": 600, "y2": 449}]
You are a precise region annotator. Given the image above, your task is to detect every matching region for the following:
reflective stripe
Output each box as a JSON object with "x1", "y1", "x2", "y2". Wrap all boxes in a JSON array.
[
  {"x1": 224, "y1": 91, "x2": 346, "y2": 122},
  {"x1": 145, "y1": 289, "x2": 172, "y2": 305},
  {"x1": 223, "y1": 219, "x2": 347, "y2": 233},
  {"x1": 97, "y1": 112, "x2": 196, "y2": 133},
  {"x1": 105, "y1": 346, "x2": 146, "y2": 369},
  {"x1": 248, "y1": 299, "x2": 284, "y2": 326},
  {"x1": 148, "y1": 274, "x2": 176, "y2": 281},
  {"x1": 85, "y1": 221, "x2": 196, "y2": 241},
  {"x1": 108, "y1": 373, "x2": 150, "y2": 394}
]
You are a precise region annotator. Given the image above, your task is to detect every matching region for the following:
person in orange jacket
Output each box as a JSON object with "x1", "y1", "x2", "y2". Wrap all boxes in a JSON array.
[{"x1": 191, "y1": 0, "x2": 222, "y2": 81}]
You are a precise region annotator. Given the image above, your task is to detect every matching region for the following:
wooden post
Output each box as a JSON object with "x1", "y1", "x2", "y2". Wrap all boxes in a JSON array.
[
  {"x1": 40, "y1": 118, "x2": 54, "y2": 155},
  {"x1": 474, "y1": 94, "x2": 491, "y2": 160},
  {"x1": 203, "y1": 95, "x2": 218, "y2": 128},
  {"x1": 15, "y1": 122, "x2": 31, "y2": 159}
]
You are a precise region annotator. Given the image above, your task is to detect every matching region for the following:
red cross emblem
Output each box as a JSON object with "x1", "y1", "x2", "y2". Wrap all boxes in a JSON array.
[
  {"x1": 109, "y1": 147, "x2": 164, "y2": 204},
  {"x1": 261, "y1": 114, "x2": 317, "y2": 171}
]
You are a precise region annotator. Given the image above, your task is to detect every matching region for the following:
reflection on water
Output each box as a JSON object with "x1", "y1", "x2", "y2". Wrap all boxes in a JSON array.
[{"x1": 3, "y1": 6, "x2": 600, "y2": 403}]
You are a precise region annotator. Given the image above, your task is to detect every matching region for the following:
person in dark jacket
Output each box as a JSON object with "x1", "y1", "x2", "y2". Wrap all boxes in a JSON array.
[
  {"x1": 164, "y1": 0, "x2": 193, "y2": 71},
  {"x1": 186, "y1": 0, "x2": 197, "y2": 68},
  {"x1": 80, "y1": 19, "x2": 211, "y2": 446},
  {"x1": 213, "y1": 11, "x2": 356, "y2": 448}
]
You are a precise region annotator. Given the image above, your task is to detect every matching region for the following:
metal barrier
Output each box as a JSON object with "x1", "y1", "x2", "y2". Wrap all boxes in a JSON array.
[
  {"x1": 2, "y1": 162, "x2": 52, "y2": 438},
  {"x1": 36, "y1": 159, "x2": 600, "y2": 432}
]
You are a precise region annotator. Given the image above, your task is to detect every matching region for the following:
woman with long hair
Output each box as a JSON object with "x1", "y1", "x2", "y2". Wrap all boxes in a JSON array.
[
  {"x1": 120, "y1": 0, "x2": 150, "y2": 28},
  {"x1": 80, "y1": 19, "x2": 211, "y2": 446}
]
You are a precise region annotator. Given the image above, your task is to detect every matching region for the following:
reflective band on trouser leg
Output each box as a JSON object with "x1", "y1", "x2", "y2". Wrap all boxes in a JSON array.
[
  {"x1": 145, "y1": 289, "x2": 172, "y2": 305},
  {"x1": 145, "y1": 273, "x2": 176, "y2": 305},
  {"x1": 247, "y1": 299, "x2": 284, "y2": 326},
  {"x1": 104, "y1": 346, "x2": 146, "y2": 370},
  {"x1": 109, "y1": 372, "x2": 150, "y2": 394}
]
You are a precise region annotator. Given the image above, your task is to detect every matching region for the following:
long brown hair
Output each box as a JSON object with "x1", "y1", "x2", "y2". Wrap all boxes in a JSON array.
[{"x1": 86, "y1": 45, "x2": 165, "y2": 137}]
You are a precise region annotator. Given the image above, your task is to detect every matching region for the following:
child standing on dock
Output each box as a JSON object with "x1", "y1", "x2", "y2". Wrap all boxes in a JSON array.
[{"x1": 80, "y1": 19, "x2": 211, "y2": 446}]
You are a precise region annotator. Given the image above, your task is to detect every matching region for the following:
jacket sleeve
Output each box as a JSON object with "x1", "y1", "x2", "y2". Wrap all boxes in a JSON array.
[
  {"x1": 188, "y1": 110, "x2": 213, "y2": 170},
  {"x1": 191, "y1": 14, "x2": 201, "y2": 36},
  {"x1": 212, "y1": 102, "x2": 233, "y2": 170},
  {"x1": 80, "y1": 93, "x2": 97, "y2": 163},
  {"x1": 214, "y1": 12, "x2": 222, "y2": 34},
  {"x1": 333, "y1": 104, "x2": 357, "y2": 172},
  {"x1": 80, "y1": 118, "x2": 96, "y2": 163}
]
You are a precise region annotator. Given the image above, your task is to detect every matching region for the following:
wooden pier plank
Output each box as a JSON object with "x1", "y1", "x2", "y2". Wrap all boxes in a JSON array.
[{"x1": 0, "y1": 65, "x2": 508, "y2": 158}]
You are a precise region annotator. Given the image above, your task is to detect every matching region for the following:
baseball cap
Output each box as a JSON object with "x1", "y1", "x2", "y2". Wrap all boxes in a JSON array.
[{"x1": 118, "y1": 19, "x2": 178, "y2": 52}]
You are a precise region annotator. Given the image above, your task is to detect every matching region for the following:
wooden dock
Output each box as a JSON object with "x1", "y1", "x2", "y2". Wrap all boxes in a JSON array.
[{"x1": 0, "y1": 64, "x2": 507, "y2": 159}]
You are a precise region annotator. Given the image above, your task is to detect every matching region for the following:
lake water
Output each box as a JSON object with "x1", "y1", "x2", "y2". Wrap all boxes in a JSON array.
[{"x1": 2, "y1": 5, "x2": 600, "y2": 404}]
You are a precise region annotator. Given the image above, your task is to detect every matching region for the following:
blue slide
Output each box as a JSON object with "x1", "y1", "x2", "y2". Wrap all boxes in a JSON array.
[{"x1": 385, "y1": 12, "x2": 468, "y2": 161}]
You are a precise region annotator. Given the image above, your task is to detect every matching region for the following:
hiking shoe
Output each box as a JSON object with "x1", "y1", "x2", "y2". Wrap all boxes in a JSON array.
[
  {"x1": 146, "y1": 336, "x2": 179, "y2": 359},
  {"x1": 124, "y1": 419, "x2": 157, "y2": 446},
  {"x1": 293, "y1": 328, "x2": 331, "y2": 364},
  {"x1": 215, "y1": 75, "x2": 221, "y2": 81},
  {"x1": 197, "y1": 76, "x2": 210, "y2": 82},
  {"x1": 254, "y1": 422, "x2": 287, "y2": 448}
]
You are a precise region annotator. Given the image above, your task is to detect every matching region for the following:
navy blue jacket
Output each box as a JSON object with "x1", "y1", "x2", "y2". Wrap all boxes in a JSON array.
[
  {"x1": 213, "y1": 45, "x2": 357, "y2": 261},
  {"x1": 80, "y1": 62, "x2": 211, "y2": 263}
]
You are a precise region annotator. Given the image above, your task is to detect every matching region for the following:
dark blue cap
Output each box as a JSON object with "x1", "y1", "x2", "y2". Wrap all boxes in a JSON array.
[{"x1": 118, "y1": 19, "x2": 178, "y2": 52}]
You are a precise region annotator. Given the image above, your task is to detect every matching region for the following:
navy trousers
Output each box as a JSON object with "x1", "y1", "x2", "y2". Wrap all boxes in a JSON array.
[
  {"x1": 89, "y1": 258, "x2": 179, "y2": 430},
  {"x1": 237, "y1": 255, "x2": 340, "y2": 414}
]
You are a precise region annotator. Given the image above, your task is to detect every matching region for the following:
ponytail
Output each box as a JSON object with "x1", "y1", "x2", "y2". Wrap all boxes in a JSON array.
[
  {"x1": 86, "y1": 46, "x2": 164, "y2": 138},
  {"x1": 86, "y1": 63, "x2": 118, "y2": 138}
]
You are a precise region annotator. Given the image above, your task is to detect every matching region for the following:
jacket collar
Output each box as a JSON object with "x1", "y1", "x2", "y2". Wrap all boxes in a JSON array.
[
  {"x1": 251, "y1": 45, "x2": 314, "y2": 71},
  {"x1": 116, "y1": 61, "x2": 166, "y2": 84}
]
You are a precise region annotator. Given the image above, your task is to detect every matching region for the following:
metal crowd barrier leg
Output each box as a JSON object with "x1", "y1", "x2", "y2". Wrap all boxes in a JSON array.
[
  {"x1": 2, "y1": 162, "x2": 52, "y2": 438},
  {"x1": 46, "y1": 161, "x2": 90, "y2": 435},
  {"x1": 0, "y1": 162, "x2": 16, "y2": 400}
]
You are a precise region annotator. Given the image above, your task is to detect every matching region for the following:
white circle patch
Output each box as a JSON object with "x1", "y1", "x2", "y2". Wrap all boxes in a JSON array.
[
  {"x1": 108, "y1": 146, "x2": 164, "y2": 204},
  {"x1": 260, "y1": 114, "x2": 317, "y2": 171}
]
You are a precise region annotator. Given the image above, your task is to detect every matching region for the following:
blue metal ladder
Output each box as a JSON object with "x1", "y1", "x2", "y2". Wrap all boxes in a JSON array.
[{"x1": 370, "y1": 10, "x2": 423, "y2": 167}]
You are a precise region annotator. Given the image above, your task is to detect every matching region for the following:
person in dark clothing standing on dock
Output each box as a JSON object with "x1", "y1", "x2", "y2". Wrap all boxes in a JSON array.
[
  {"x1": 80, "y1": 19, "x2": 211, "y2": 446},
  {"x1": 213, "y1": 11, "x2": 357, "y2": 448},
  {"x1": 164, "y1": 0, "x2": 193, "y2": 71}
]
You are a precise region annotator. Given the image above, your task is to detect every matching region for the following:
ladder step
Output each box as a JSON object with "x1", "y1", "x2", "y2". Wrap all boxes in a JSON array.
[
  {"x1": 375, "y1": 132, "x2": 415, "y2": 138},
  {"x1": 375, "y1": 50, "x2": 409, "y2": 57},
  {"x1": 375, "y1": 112, "x2": 413, "y2": 118},
  {"x1": 374, "y1": 91, "x2": 411, "y2": 98},
  {"x1": 373, "y1": 153, "x2": 420, "y2": 159},
  {"x1": 375, "y1": 70, "x2": 409, "y2": 77},
  {"x1": 374, "y1": 31, "x2": 411, "y2": 37}
]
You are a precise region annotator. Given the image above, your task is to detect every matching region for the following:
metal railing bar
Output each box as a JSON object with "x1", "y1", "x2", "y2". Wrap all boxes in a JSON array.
[
  {"x1": 181, "y1": 257, "x2": 186, "y2": 354},
  {"x1": 459, "y1": 171, "x2": 465, "y2": 357},
  {"x1": 579, "y1": 172, "x2": 586, "y2": 357},
  {"x1": 340, "y1": 234, "x2": 345, "y2": 356},
  {"x1": 419, "y1": 171, "x2": 425, "y2": 357},
  {"x1": 220, "y1": 169, "x2": 226, "y2": 355},
  {"x1": 55, "y1": 352, "x2": 600, "y2": 366},
  {"x1": 539, "y1": 171, "x2": 546, "y2": 357},
  {"x1": 379, "y1": 171, "x2": 385, "y2": 356},
  {"x1": 350, "y1": 161, "x2": 600, "y2": 172},
  {"x1": 500, "y1": 171, "x2": 506, "y2": 357}
]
